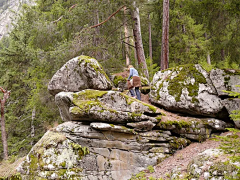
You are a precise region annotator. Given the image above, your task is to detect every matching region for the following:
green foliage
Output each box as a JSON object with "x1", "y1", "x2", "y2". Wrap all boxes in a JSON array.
[
  {"x1": 147, "y1": 165, "x2": 155, "y2": 173},
  {"x1": 146, "y1": 57, "x2": 160, "y2": 81}
]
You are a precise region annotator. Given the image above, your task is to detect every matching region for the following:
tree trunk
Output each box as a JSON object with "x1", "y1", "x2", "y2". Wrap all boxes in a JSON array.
[
  {"x1": 0, "y1": 87, "x2": 10, "y2": 160},
  {"x1": 205, "y1": 33, "x2": 211, "y2": 65},
  {"x1": 148, "y1": 14, "x2": 153, "y2": 60},
  {"x1": 221, "y1": 49, "x2": 225, "y2": 61},
  {"x1": 132, "y1": 1, "x2": 149, "y2": 79},
  {"x1": 124, "y1": 6, "x2": 130, "y2": 66},
  {"x1": 207, "y1": 53, "x2": 211, "y2": 65},
  {"x1": 30, "y1": 107, "x2": 36, "y2": 146},
  {"x1": 148, "y1": 13, "x2": 153, "y2": 79},
  {"x1": 161, "y1": 0, "x2": 169, "y2": 70}
]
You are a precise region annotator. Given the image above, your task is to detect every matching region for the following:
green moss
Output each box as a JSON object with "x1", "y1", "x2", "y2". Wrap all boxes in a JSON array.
[
  {"x1": 147, "y1": 165, "x2": 155, "y2": 173},
  {"x1": 70, "y1": 143, "x2": 89, "y2": 160},
  {"x1": 140, "y1": 77, "x2": 149, "y2": 86},
  {"x1": 72, "y1": 90, "x2": 107, "y2": 112},
  {"x1": 78, "y1": 55, "x2": 111, "y2": 82},
  {"x1": 156, "y1": 115, "x2": 162, "y2": 122},
  {"x1": 160, "y1": 120, "x2": 191, "y2": 129},
  {"x1": 73, "y1": 89, "x2": 107, "y2": 102},
  {"x1": 8, "y1": 173, "x2": 22, "y2": 180},
  {"x1": 60, "y1": 161, "x2": 66, "y2": 168},
  {"x1": 113, "y1": 75, "x2": 127, "y2": 87},
  {"x1": 156, "y1": 64, "x2": 207, "y2": 103},
  {"x1": 131, "y1": 112, "x2": 142, "y2": 118},
  {"x1": 29, "y1": 154, "x2": 39, "y2": 174},
  {"x1": 170, "y1": 137, "x2": 190, "y2": 149},
  {"x1": 109, "y1": 124, "x2": 115, "y2": 127}
]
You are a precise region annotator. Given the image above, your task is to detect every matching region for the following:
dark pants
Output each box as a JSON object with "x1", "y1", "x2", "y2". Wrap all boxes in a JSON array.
[{"x1": 130, "y1": 87, "x2": 141, "y2": 100}]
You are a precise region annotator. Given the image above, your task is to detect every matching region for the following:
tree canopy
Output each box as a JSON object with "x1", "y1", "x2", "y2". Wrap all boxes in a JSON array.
[{"x1": 0, "y1": 0, "x2": 239, "y2": 159}]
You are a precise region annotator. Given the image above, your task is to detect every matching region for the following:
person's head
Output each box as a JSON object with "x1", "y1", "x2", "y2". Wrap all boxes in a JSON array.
[{"x1": 127, "y1": 65, "x2": 134, "y2": 71}]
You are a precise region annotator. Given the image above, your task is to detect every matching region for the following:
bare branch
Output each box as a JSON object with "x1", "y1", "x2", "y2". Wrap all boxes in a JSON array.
[
  {"x1": 52, "y1": 4, "x2": 78, "y2": 23},
  {"x1": 90, "y1": 5, "x2": 125, "y2": 28}
]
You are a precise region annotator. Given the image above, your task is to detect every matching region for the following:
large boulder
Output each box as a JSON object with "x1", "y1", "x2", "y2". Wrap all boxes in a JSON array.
[
  {"x1": 222, "y1": 98, "x2": 240, "y2": 128},
  {"x1": 55, "y1": 89, "x2": 160, "y2": 123},
  {"x1": 149, "y1": 64, "x2": 228, "y2": 119},
  {"x1": 17, "y1": 120, "x2": 191, "y2": 179},
  {"x1": 48, "y1": 55, "x2": 112, "y2": 96},
  {"x1": 187, "y1": 148, "x2": 240, "y2": 179},
  {"x1": 210, "y1": 69, "x2": 240, "y2": 96}
]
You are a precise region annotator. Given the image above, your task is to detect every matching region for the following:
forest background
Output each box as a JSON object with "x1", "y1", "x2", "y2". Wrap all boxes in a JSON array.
[{"x1": 0, "y1": 0, "x2": 240, "y2": 161}]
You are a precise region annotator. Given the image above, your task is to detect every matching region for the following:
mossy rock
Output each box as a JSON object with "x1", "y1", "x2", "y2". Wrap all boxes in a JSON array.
[{"x1": 150, "y1": 64, "x2": 225, "y2": 118}]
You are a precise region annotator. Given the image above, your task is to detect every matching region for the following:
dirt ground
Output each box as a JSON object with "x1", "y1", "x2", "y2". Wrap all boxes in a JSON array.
[{"x1": 144, "y1": 138, "x2": 221, "y2": 179}]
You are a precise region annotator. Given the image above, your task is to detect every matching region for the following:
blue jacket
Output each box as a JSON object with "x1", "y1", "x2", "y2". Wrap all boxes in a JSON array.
[{"x1": 128, "y1": 68, "x2": 139, "y2": 80}]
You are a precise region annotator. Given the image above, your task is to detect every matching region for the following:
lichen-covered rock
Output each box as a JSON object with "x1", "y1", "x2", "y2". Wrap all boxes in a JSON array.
[
  {"x1": 150, "y1": 64, "x2": 228, "y2": 119},
  {"x1": 17, "y1": 130, "x2": 89, "y2": 179},
  {"x1": 222, "y1": 98, "x2": 240, "y2": 128},
  {"x1": 158, "y1": 117, "x2": 233, "y2": 141},
  {"x1": 55, "y1": 89, "x2": 160, "y2": 124},
  {"x1": 48, "y1": 55, "x2": 112, "y2": 96},
  {"x1": 210, "y1": 69, "x2": 240, "y2": 96},
  {"x1": 187, "y1": 148, "x2": 240, "y2": 179}
]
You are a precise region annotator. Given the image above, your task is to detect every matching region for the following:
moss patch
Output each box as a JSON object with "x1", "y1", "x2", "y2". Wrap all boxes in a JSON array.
[
  {"x1": 70, "y1": 143, "x2": 89, "y2": 160},
  {"x1": 113, "y1": 75, "x2": 127, "y2": 87},
  {"x1": 168, "y1": 64, "x2": 207, "y2": 102},
  {"x1": 159, "y1": 120, "x2": 191, "y2": 129},
  {"x1": 156, "y1": 64, "x2": 207, "y2": 103},
  {"x1": 78, "y1": 55, "x2": 111, "y2": 82}
]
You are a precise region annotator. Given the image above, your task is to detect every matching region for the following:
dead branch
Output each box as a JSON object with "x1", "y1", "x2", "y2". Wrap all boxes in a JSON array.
[
  {"x1": 90, "y1": 5, "x2": 125, "y2": 28},
  {"x1": 122, "y1": 41, "x2": 135, "y2": 48},
  {"x1": 52, "y1": 4, "x2": 78, "y2": 23},
  {"x1": 0, "y1": 87, "x2": 6, "y2": 93}
]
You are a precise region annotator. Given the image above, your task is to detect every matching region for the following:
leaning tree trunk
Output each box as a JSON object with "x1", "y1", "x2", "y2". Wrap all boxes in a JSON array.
[
  {"x1": 160, "y1": 0, "x2": 169, "y2": 70},
  {"x1": 124, "y1": 6, "x2": 130, "y2": 66},
  {"x1": 0, "y1": 87, "x2": 10, "y2": 160},
  {"x1": 132, "y1": 1, "x2": 149, "y2": 79}
]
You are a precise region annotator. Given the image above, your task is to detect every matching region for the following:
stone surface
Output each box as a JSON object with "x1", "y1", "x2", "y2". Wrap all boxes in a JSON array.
[
  {"x1": 0, "y1": 0, "x2": 35, "y2": 39},
  {"x1": 16, "y1": 63, "x2": 240, "y2": 180},
  {"x1": 150, "y1": 64, "x2": 228, "y2": 119},
  {"x1": 55, "y1": 89, "x2": 160, "y2": 123},
  {"x1": 158, "y1": 117, "x2": 233, "y2": 141},
  {"x1": 48, "y1": 55, "x2": 112, "y2": 96},
  {"x1": 222, "y1": 98, "x2": 240, "y2": 128},
  {"x1": 187, "y1": 148, "x2": 240, "y2": 179},
  {"x1": 210, "y1": 69, "x2": 240, "y2": 96}
]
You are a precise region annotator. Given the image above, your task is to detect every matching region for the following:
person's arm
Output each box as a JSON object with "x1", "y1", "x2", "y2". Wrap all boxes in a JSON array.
[{"x1": 127, "y1": 68, "x2": 133, "y2": 80}]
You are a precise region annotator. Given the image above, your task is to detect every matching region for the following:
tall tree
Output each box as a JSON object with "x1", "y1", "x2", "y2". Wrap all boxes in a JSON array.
[
  {"x1": 160, "y1": 0, "x2": 169, "y2": 70},
  {"x1": 132, "y1": 1, "x2": 149, "y2": 79},
  {"x1": 0, "y1": 87, "x2": 10, "y2": 159},
  {"x1": 124, "y1": 6, "x2": 130, "y2": 66}
]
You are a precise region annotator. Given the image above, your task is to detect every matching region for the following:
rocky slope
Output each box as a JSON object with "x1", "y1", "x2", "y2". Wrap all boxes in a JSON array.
[
  {"x1": 0, "y1": 0, "x2": 34, "y2": 39},
  {"x1": 11, "y1": 56, "x2": 240, "y2": 180}
]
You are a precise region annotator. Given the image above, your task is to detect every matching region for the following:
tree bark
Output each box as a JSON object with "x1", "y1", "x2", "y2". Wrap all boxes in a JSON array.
[
  {"x1": 161, "y1": 0, "x2": 169, "y2": 70},
  {"x1": 205, "y1": 33, "x2": 211, "y2": 65},
  {"x1": 124, "y1": 6, "x2": 130, "y2": 66},
  {"x1": 132, "y1": 1, "x2": 149, "y2": 79},
  {"x1": 148, "y1": 14, "x2": 152, "y2": 60},
  {"x1": 0, "y1": 87, "x2": 10, "y2": 160},
  {"x1": 207, "y1": 53, "x2": 211, "y2": 65},
  {"x1": 30, "y1": 107, "x2": 36, "y2": 146}
]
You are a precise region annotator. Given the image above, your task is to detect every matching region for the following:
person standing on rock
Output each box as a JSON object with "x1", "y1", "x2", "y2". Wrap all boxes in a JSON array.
[{"x1": 127, "y1": 65, "x2": 141, "y2": 100}]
